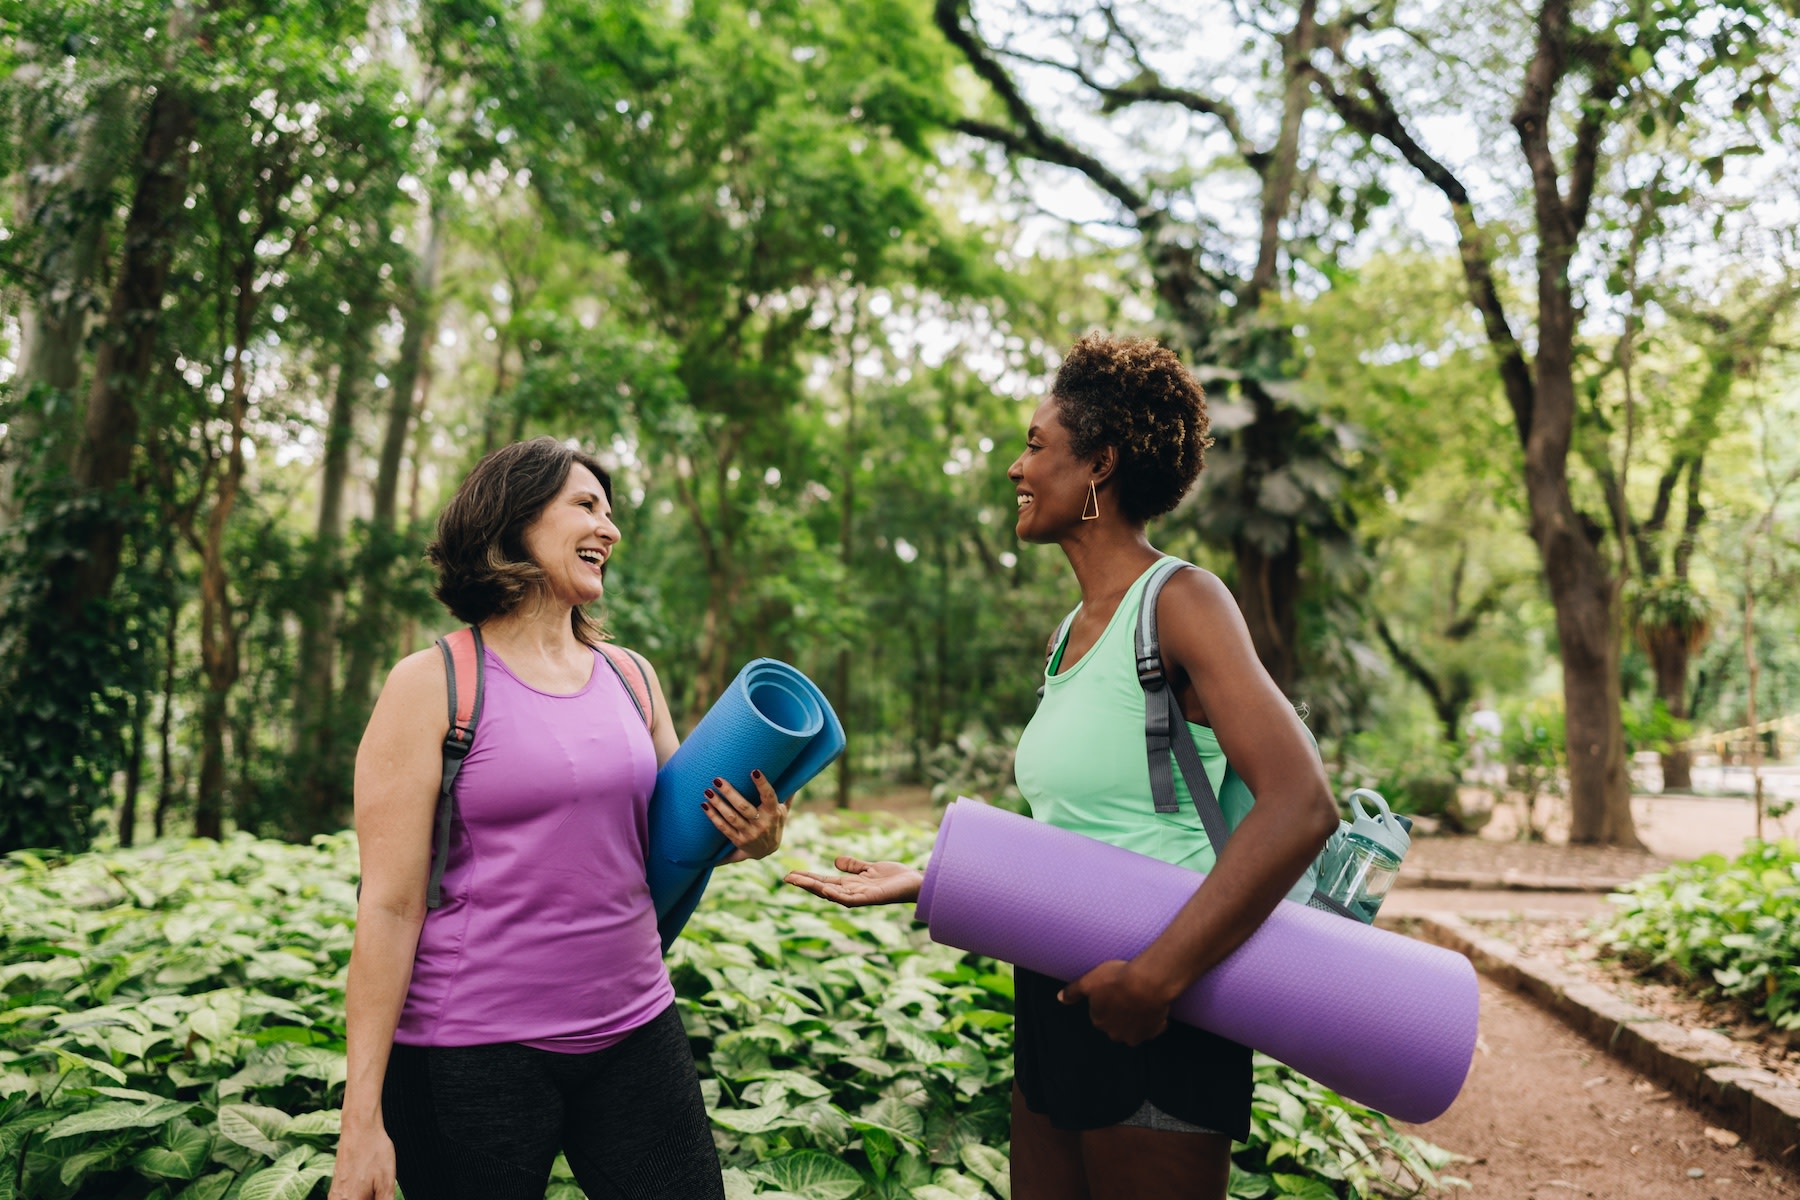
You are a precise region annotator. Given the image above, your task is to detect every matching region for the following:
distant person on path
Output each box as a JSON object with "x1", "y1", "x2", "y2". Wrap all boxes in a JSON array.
[
  {"x1": 330, "y1": 437, "x2": 784, "y2": 1200},
  {"x1": 786, "y1": 334, "x2": 1338, "y2": 1200},
  {"x1": 1466, "y1": 703, "x2": 1504, "y2": 787}
]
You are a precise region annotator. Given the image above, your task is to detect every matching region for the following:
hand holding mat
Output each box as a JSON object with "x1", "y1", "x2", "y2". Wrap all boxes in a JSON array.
[
  {"x1": 916, "y1": 800, "x2": 1478, "y2": 1123},
  {"x1": 648, "y1": 658, "x2": 844, "y2": 948}
]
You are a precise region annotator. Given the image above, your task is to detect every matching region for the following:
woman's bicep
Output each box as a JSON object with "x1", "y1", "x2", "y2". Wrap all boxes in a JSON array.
[
  {"x1": 640, "y1": 658, "x2": 681, "y2": 767},
  {"x1": 352, "y1": 653, "x2": 447, "y2": 913},
  {"x1": 1160, "y1": 571, "x2": 1327, "y2": 805}
]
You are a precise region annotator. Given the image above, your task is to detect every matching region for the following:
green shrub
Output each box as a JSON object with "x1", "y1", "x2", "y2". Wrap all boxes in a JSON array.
[
  {"x1": 0, "y1": 818, "x2": 1459, "y2": 1198},
  {"x1": 1602, "y1": 839, "x2": 1800, "y2": 1028}
]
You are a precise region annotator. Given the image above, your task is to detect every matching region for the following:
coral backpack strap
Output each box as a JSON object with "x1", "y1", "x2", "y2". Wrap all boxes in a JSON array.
[
  {"x1": 427, "y1": 626, "x2": 485, "y2": 910},
  {"x1": 596, "y1": 642, "x2": 654, "y2": 730},
  {"x1": 1136, "y1": 559, "x2": 1233, "y2": 853}
]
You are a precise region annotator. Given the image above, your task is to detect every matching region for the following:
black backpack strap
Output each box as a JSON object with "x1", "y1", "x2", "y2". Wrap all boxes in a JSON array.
[
  {"x1": 1136, "y1": 560, "x2": 1233, "y2": 853},
  {"x1": 427, "y1": 626, "x2": 485, "y2": 910}
]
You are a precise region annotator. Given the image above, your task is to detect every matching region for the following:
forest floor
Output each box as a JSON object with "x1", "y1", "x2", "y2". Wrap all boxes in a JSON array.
[{"x1": 836, "y1": 785, "x2": 1800, "y2": 1198}]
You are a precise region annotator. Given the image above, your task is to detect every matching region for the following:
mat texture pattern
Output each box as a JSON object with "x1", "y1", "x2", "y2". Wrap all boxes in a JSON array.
[
  {"x1": 648, "y1": 659, "x2": 844, "y2": 948},
  {"x1": 916, "y1": 800, "x2": 1477, "y2": 1123}
]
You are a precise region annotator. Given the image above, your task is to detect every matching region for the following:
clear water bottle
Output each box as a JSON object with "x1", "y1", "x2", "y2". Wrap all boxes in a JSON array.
[{"x1": 1313, "y1": 789, "x2": 1412, "y2": 923}]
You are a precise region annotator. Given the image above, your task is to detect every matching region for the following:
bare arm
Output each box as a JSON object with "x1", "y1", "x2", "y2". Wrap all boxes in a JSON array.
[
  {"x1": 329, "y1": 651, "x2": 444, "y2": 1200},
  {"x1": 1062, "y1": 567, "x2": 1338, "y2": 1043}
]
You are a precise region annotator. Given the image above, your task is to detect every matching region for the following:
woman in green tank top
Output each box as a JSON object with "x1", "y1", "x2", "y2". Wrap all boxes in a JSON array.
[{"x1": 786, "y1": 334, "x2": 1338, "y2": 1200}]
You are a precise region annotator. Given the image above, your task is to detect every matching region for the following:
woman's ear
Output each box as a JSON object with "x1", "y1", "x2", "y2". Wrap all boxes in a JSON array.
[{"x1": 1091, "y1": 445, "x2": 1118, "y2": 487}]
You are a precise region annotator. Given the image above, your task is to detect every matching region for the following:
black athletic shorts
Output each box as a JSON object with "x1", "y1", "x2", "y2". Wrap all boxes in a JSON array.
[
  {"x1": 382, "y1": 1003, "x2": 724, "y2": 1200},
  {"x1": 1013, "y1": 965, "x2": 1253, "y2": 1140}
]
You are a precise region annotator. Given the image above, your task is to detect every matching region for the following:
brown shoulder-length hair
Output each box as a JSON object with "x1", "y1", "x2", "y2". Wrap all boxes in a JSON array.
[{"x1": 426, "y1": 436, "x2": 614, "y2": 645}]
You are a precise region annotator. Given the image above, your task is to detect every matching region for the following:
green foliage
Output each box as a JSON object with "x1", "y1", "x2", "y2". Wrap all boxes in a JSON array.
[
  {"x1": 1603, "y1": 840, "x2": 1800, "y2": 1030},
  {"x1": 0, "y1": 389, "x2": 164, "y2": 853},
  {"x1": 0, "y1": 818, "x2": 1457, "y2": 1198},
  {"x1": 1330, "y1": 730, "x2": 1462, "y2": 820},
  {"x1": 922, "y1": 727, "x2": 1027, "y2": 814},
  {"x1": 1620, "y1": 698, "x2": 1691, "y2": 760},
  {"x1": 1499, "y1": 698, "x2": 1566, "y2": 802},
  {"x1": 0, "y1": 834, "x2": 356, "y2": 1198}
]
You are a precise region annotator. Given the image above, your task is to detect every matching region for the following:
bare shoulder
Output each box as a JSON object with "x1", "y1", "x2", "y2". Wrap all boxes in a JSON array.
[
  {"x1": 1156, "y1": 564, "x2": 1248, "y2": 630},
  {"x1": 385, "y1": 646, "x2": 450, "y2": 695},
  {"x1": 373, "y1": 648, "x2": 450, "y2": 726}
]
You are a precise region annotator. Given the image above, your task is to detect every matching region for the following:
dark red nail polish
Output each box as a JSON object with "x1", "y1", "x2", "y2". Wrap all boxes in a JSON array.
[
  {"x1": 751, "y1": 769, "x2": 762, "y2": 780},
  {"x1": 703, "y1": 788, "x2": 716, "y2": 799}
]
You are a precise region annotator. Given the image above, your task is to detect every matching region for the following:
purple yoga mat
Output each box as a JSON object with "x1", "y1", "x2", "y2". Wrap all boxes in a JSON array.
[{"x1": 916, "y1": 800, "x2": 1478, "y2": 1123}]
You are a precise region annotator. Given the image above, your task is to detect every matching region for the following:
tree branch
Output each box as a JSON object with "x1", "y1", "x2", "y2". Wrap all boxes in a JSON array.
[
  {"x1": 1311, "y1": 61, "x2": 1537, "y2": 446},
  {"x1": 934, "y1": 0, "x2": 1154, "y2": 222}
]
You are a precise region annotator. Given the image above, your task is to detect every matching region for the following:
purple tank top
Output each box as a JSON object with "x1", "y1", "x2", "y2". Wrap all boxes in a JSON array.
[{"x1": 395, "y1": 645, "x2": 672, "y2": 1051}]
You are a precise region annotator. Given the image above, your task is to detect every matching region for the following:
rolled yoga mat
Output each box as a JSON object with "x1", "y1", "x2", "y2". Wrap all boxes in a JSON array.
[
  {"x1": 916, "y1": 799, "x2": 1478, "y2": 1123},
  {"x1": 648, "y1": 658, "x2": 844, "y2": 949}
]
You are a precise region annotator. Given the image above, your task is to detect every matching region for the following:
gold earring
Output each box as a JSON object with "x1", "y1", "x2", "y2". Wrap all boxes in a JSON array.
[{"x1": 1082, "y1": 481, "x2": 1099, "y2": 521}]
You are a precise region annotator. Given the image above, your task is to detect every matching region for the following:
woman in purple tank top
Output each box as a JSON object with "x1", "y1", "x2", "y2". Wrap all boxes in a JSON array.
[{"x1": 330, "y1": 438, "x2": 782, "y2": 1200}]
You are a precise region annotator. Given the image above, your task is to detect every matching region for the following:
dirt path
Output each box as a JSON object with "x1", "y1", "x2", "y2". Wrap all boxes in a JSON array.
[{"x1": 1405, "y1": 973, "x2": 1799, "y2": 1198}]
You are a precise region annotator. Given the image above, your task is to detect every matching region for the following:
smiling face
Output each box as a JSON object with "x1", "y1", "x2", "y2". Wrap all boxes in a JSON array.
[
  {"x1": 1007, "y1": 396, "x2": 1099, "y2": 544},
  {"x1": 519, "y1": 463, "x2": 619, "y2": 608}
]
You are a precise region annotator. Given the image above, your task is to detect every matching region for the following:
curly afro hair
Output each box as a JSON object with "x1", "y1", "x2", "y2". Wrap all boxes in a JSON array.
[{"x1": 1050, "y1": 333, "x2": 1210, "y2": 523}]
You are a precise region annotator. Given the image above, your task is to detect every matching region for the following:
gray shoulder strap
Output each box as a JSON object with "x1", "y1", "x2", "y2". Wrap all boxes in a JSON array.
[
  {"x1": 1038, "y1": 607, "x2": 1079, "y2": 700},
  {"x1": 1136, "y1": 560, "x2": 1232, "y2": 853}
]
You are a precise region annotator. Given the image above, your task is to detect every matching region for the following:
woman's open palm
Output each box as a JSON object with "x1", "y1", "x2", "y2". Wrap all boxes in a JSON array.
[{"x1": 784, "y1": 857, "x2": 923, "y2": 907}]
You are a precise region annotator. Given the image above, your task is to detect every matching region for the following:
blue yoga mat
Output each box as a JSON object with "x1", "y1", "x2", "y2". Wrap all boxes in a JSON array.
[{"x1": 648, "y1": 658, "x2": 845, "y2": 948}]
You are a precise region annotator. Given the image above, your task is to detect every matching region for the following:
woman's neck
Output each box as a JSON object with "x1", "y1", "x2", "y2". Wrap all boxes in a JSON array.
[
  {"x1": 1060, "y1": 524, "x2": 1163, "y2": 612},
  {"x1": 479, "y1": 596, "x2": 586, "y2": 665}
]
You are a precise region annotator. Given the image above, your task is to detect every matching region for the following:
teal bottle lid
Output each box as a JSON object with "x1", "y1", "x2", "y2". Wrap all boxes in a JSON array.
[{"x1": 1344, "y1": 788, "x2": 1410, "y2": 862}]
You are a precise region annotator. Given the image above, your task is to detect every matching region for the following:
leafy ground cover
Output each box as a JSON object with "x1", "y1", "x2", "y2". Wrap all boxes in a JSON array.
[
  {"x1": 0, "y1": 815, "x2": 1458, "y2": 1199},
  {"x1": 1602, "y1": 839, "x2": 1800, "y2": 1029}
]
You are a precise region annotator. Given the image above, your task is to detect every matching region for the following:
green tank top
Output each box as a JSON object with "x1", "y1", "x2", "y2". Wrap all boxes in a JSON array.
[{"x1": 1013, "y1": 559, "x2": 1308, "y2": 886}]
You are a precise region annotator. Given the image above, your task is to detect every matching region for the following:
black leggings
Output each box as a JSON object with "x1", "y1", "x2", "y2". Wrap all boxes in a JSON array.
[{"x1": 382, "y1": 1004, "x2": 724, "y2": 1200}]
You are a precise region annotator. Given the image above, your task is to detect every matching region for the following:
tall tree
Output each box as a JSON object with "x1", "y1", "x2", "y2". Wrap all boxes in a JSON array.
[
  {"x1": 1314, "y1": 0, "x2": 1797, "y2": 843},
  {"x1": 932, "y1": 0, "x2": 1367, "y2": 695}
]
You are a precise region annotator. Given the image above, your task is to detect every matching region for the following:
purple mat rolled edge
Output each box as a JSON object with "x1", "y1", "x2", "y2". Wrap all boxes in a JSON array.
[{"x1": 916, "y1": 800, "x2": 1478, "y2": 1124}]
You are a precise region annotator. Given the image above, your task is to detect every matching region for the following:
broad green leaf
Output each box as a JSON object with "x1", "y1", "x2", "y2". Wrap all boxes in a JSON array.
[
  {"x1": 959, "y1": 1143, "x2": 1009, "y2": 1198},
  {"x1": 857, "y1": 1096, "x2": 925, "y2": 1142},
  {"x1": 279, "y1": 1110, "x2": 341, "y2": 1138},
  {"x1": 709, "y1": 1103, "x2": 805, "y2": 1134},
  {"x1": 748, "y1": 1149, "x2": 865, "y2": 1199},
  {"x1": 216, "y1": 1103, "x2": 295, "y2": 1159},
  {"x1": 174, "y1": 1172, "x2": 237, "y2": 1200},
  {"x1": 285, "y1": 1046, "x2": 346, "y2": 1087},
  {"x1": 45, "y1": 1098, "x2": 194, "y2": 1139},
  {"x1": 237, "y1": 1147, "x2": 333, "y2": 1200},
  {"x1": 188, "y1": 993, "x2": 245, "y2": 1045},
  {"x1": 132, "y1": 1120, "x2": 214, "y2": 1181},
  {"x1": 721, "y1": 1167, "x2": 758, "y2": 1200},
  {"x1": 1270, "y1": 1172, "x2": 1337, "y2": 1200},
  {"x1": 51, "y1": 1047, "x2": 127, "y2": 1084}
]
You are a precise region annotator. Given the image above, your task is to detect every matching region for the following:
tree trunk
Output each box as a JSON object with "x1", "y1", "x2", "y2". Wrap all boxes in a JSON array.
[
  {"x1": 1648, "y1": 630, "x2": 1694, "y2": 791},
  {"x1": 155, "y1": 595, "x2": 180, "y2": 838},
  {"x1": 60, "y1": 88, "x2": 194, "y2": 614},
  {"x1": 836, "y1": 336, "x2": 858, "y2": 808},
  {"x1": 119, "y1": 690, "x2": 146, "y2": 847},
  {"x1": 1528, "y1": 452, "x2": 1637, "y2": 845},
  {"x1": 0, "y1": 84, "x2": 129, "y2": 525},
  {"x1": 340, "y1": 209, "x2": 442, "y2": 716},
  {"x1": 193, "y1": 322, "x2": 252, "y2": 840},
  {"x1": 1232, "y1": 536, "x2": 1302, "y2": 694},
  {"x1": 292, "y1": 326, "x2": 368, "y2": 834}
]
